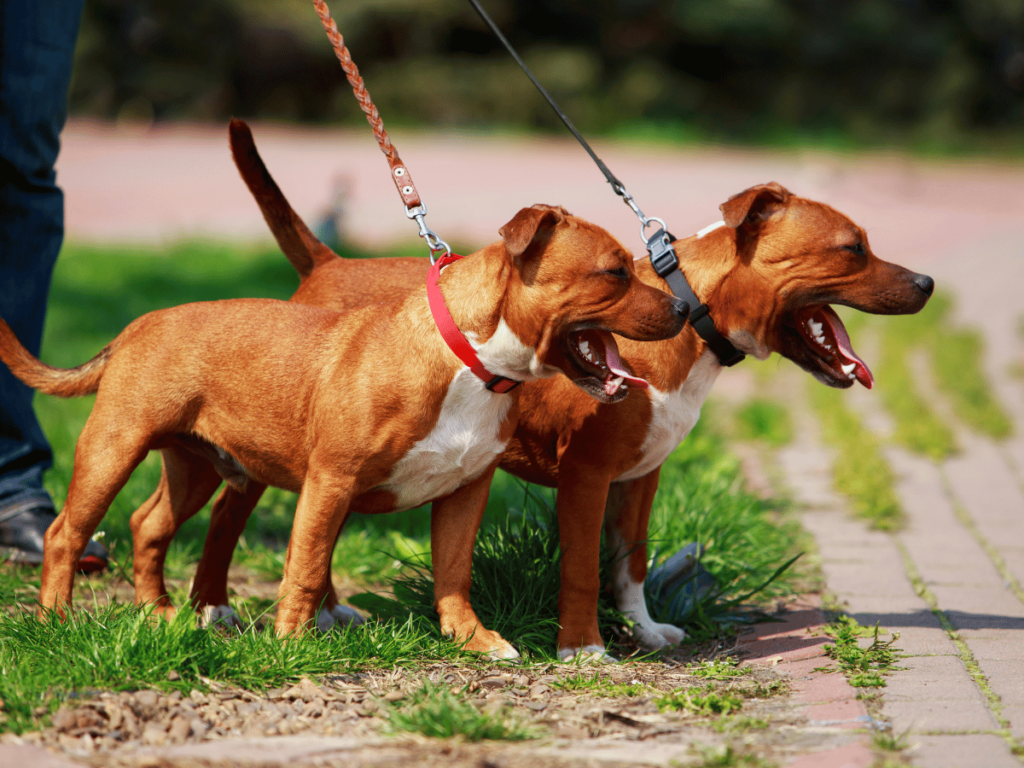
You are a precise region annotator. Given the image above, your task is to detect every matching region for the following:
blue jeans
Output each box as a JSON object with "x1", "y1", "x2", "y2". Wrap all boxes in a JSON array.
[{"x1": 0, "y1": 0, "x2": 85, "y2": 510}]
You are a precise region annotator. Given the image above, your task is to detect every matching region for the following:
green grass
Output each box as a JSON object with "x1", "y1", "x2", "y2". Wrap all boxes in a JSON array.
[
  {"x1": 733, "y1": 399, "x2": 793, "y2": 448},
  {"x1": 822, "y1": 616, "x2": 901, "y2": 689},
  {"x1": 810, "y1": 383, "x2": 903, "y2": 531},
  {"x1": 869, "y1": 292, "x2": 1011, "y2": 452},
  {"x1": 386, "y1": 681, "x2": 537, "y2": 742},
  {"x1": 550, "y1": 672, "x2": 653, "y2": 698},
  {"x1": 645, "y1": 405, "x2": 803, "y2": 637},
  {"x1": 876, "y1": 310, "x2": 958, "y2": 461},
  {"x1": 0, "y1": 238, "x2": 803, "y2": 732},
  {"x1": 656, "y1": 684, "x2": 743, "y2": 716},
  {"x1": 0, "y1": 602, "x2": 468, "y2": 734}
]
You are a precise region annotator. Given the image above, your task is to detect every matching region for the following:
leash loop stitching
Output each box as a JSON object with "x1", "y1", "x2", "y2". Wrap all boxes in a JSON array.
[{"x1": 313, "y1": 0, "x2": 449, "y2": 260}]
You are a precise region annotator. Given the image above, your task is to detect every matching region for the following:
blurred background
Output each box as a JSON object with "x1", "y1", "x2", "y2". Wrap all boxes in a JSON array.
[{"x1": 71, "y1": 0, "x2": 1024, "y2": 154}]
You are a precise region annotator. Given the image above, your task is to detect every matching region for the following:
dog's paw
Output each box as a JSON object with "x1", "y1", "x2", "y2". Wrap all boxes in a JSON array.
[
  {"x1": 316, "y1": 604, "x2": 365, "y2": 633},
  {"x1": 201, "y1": 604, "x2": 244, "y2": 632},
  {"x1": 632, "y1": 620, "x2": 686, "y2": 651},
  {"x1": 557, "y1": 644, "x2": 618, "y2": 664},
  {"x1": 488, "y1": 641, "x2": 521, "y2": 661}
]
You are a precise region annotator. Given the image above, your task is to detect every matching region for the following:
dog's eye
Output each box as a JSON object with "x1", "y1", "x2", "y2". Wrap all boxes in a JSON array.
[
  {"x1": 843, "y1": 243, "x2": 866, "y2": 255},
  {"x1": 602, "y1": 267, "x2": 629, "y2": 280}
]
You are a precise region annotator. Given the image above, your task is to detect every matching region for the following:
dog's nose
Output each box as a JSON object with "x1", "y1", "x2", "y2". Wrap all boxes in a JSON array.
[{"x1": 913, "y1": 274, "x2": 934, "y2": 297}]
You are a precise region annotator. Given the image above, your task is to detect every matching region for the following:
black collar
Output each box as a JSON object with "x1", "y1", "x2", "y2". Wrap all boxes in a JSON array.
[{"x1": 647, "y1": 229, "x2": 746, "y2": 367}]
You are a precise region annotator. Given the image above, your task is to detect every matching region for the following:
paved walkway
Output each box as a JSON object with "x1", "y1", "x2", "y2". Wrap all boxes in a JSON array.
[
  {"x1": 19, "y1": 122, "x2": 1024, "y2": 766},
  {"x1": 777, "y1": 231, "x2": 1024, "y2": 767}
]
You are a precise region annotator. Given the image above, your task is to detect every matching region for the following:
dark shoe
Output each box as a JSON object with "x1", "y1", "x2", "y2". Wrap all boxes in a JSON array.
[{"x1": 0, "y1": 500, "x2": 109, "y2": 573}]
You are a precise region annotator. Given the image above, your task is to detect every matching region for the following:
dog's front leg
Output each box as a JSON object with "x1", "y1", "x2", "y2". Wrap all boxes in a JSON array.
[
  {"x1": 555, "y1": 470, "x2": 614, "y2": 660},
  {"x1": 431, "y1": 464, "x2": 518, "y2": 659},
  {"x1": 274, "y1": 467, "x2": 355, "y2": 636},
  {"x1": 604, "y1": 469, "x2": 685, "y2": 650}
]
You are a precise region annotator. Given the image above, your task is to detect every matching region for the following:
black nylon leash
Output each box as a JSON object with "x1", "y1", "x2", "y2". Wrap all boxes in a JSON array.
[{"x1": 467, "y1": 0, "x2": 744, "y2": 367}]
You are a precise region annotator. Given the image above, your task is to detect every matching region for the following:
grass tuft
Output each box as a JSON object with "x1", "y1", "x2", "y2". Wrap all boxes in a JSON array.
[
  {"x1": 656, "y1": 684, "x2": 743, "y2": 716},
  {"x1": 734, "y1": 398, "x2": 793, "y2": 448},
  {"x1": 811, "y1": 383, "x2": 903, "y2": 531},
  {"x1": 387, "y1": 681, "x2": 537, "y2": 742},
  {"x1": 823, "y1": 616, "x2": 901, "y2": 688}
]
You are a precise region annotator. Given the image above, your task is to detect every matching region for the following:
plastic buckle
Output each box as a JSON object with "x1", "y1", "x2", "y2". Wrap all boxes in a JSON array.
[
  {"x1": 647, "y1": 228, "x2": 678, "y2": 277},
  {"x1": 486, "y1": 376, "x2": 520, "y2": 394}
]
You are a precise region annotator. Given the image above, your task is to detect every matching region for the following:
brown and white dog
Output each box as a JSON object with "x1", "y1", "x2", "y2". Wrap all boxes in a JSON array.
[
  {"x1": 0, "y1": 184, "x2": 688, "y2": 657},
  {"x1": 132, "y1": 121, "x2": 934, "y2": 659}
]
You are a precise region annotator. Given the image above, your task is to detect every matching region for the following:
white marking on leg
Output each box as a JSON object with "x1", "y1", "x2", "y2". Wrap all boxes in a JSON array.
[
  {"x1": 316, "y1": 604, "x2": 366, "y2": 632},
  {"x1": 558, "y1": 645, "x2": 617, "y2": 664},
  {"x1": 201, "y1": 604, "x2": 243, "y2": 632},
  {"x1": 608, "y1": 527, "x2": 686, "y2": 651}
]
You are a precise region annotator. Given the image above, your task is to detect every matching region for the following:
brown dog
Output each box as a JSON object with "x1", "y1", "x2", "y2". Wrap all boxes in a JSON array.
[
  {"x1": 135, "y1": 121, "x2": 934, "y2": 659},
  {"x1": 0, "y1": 190, "x2": 688, "y2": 657}
]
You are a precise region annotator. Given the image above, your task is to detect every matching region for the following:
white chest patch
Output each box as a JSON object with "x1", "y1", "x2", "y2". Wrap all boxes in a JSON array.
[
  {"x1": 615, "y1": 351, "x2": 722, "y2": 482},
  {"x1": 467, "y1": 318, "x2": 556, "y2": 381},
  {"x1": 382, "y1": 368, "x2": 513, "y2": 511}
]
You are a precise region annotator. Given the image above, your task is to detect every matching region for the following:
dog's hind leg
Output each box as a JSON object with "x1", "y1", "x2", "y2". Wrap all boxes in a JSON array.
[
  {"x1": 189, "y1": 481, "x2": 267, "y2": 628},
  {"x1": 130, "y1": 444, "x2": 223, "y2": 618},
  {"x1": 39, "y1": 415, "x2": 151, "y2": 617}
]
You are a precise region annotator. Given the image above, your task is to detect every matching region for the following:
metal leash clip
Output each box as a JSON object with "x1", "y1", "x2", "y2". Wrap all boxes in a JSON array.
[
  {"x1": 405, "y1": 204, "x2": 452, "y2": 264},
  {"x1": 616, "y1": 184, "x2": 668, "y2": 250}
]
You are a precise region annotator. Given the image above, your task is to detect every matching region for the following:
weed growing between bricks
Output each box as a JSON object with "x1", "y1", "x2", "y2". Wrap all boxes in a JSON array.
[{"x1": 821, "y1": 616, "x2": 902, "y2": 689}]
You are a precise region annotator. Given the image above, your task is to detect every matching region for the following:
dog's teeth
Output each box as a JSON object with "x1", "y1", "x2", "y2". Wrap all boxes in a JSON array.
[
  {"x1": 604, "y1": 376, "x2": 624, "y2": 396},
  {"x1": 808, "y1": 320, "x2": 823, "y2": 335},
  {"x1": 814, "y1": 333, "x2": 826, "y2": 345},
  {"x1": 579, "y1": 340, "x2": 590, "y2": 357},
  {"x1": 841, "y1": 362, "x2": 855, "y2": 375}
]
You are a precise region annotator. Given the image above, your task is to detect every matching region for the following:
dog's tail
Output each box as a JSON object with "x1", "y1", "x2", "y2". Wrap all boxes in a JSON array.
[
  {"x1": 229, "y1": 118, "x2": 339, "y2": 279},
  {"x1": 0, "y1": 318, "x2": 111, "y2": 398}
]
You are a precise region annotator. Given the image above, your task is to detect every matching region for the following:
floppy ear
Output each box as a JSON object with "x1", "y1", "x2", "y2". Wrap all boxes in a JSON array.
[
  {"x1": 719, "y1": 182, "x2": 791, "y2": 229},
  {"x1": 499, "y1": 204, "x2": 567, "y2": 261}
]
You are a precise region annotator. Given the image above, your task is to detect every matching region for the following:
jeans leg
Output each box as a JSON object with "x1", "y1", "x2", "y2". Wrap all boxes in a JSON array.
[{"x1": 0, "y1": 0, "x2": 86, "y2": 509}]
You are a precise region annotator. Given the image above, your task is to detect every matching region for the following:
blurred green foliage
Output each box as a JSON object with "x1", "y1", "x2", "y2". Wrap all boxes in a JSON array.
[{"x1": 70, "y1": 0, "x2": 1024, "y2": 151}]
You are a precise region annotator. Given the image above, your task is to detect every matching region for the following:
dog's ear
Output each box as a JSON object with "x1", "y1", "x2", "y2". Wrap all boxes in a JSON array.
[
  {"x1": 499, "y1": 204, "x2": 568, "y2": 262},
  {"x1": 720, "y1": 182, "x2": 791, "y2": 230}
]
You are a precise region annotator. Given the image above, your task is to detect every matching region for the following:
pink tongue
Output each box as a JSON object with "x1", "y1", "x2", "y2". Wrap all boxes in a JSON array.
[
  {"x1": 601, "y1": 333, "x2": 649, "y2": 391},
  {"x1": 820, "y1": 306, "x2": 874, "y2": 389}
]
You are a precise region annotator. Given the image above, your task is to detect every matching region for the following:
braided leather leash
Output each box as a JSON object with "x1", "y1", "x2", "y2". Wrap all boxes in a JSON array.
[{"x1": 312, "y1": 0, "x2": 450, "y2": 260}]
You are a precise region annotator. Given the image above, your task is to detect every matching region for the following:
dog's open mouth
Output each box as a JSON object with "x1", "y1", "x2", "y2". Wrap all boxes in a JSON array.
[
  {"x1": 795, "y1": 306, "x2": 874, "y2": 389},
  {"x1": 568, "y1": 329, "x2": 649, "y2": 398}
]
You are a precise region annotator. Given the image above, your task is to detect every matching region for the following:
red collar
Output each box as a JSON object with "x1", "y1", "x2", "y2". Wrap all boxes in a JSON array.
[{"x1": 426, "y1": 254, "x2": 520, "y2": 394}]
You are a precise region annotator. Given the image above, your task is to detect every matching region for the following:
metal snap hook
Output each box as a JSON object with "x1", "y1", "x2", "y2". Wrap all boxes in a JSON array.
[{"x1": 640, "y1": 216, "x2": 667, "y2": 245}]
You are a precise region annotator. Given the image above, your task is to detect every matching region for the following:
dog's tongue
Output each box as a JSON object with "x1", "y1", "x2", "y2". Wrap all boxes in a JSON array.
[
  {"x1": 579, "y1": 330, "x2": 649, "y2": 396},
  {"x1": 602, "y1": 334, "x2": 649, "y2": 394},
  {"x1": 820, "y1": 306, "x2": 874, "y2": 389}
]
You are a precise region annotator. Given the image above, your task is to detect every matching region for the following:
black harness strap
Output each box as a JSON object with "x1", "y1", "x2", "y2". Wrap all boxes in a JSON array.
[{"x1": 647, "y1": 230, "x2": 746, "y2": 367}]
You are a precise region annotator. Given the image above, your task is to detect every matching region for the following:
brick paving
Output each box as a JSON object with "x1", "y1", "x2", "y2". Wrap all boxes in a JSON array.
[{"x1": 13, "y1": 122, "x2": 1024, "y2": 766}]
